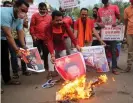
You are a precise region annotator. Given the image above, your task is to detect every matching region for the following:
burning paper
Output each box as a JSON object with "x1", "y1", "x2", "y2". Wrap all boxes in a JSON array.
[{"x1": 56, "y1": 74, "x2": 108, "y2": 101}]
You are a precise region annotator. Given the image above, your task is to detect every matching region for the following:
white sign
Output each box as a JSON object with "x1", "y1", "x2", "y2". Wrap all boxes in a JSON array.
[
  {"x1": 72, "y1": 46, "x2": 110, "y2": 73},
  {"x1": 101, "y1": 25, "x2": 124, "y2": 41},
  {"x1": 59, "y1": 0, "x2": 78, "y2": 9}
]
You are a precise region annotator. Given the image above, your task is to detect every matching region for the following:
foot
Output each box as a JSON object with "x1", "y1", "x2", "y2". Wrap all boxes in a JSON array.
[
  {"x1": 12, "y1": 73, "x2": 19, "y2": 79},
  {"x1": 22, "y1": 71, "x2": 31, "y2": 76},
  {"x1": 112, "y1": 69, "x2": 119, "y2": 75},
  {"x1": 121, "y1": 67, "x2": 131, "y2": 73},
  {"x1": 5, "y1": 80, "x2": 21, "y2": 85}
]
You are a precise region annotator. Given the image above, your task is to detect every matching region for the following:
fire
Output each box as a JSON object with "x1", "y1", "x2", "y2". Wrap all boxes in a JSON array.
[{"x1": 56, "y1": 74, "x2": 108, "y2": 101}]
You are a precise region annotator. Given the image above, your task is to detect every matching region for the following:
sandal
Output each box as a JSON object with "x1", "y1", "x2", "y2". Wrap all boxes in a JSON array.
[
  {"x1": 6, "y1": 80, "x2": 21, "y2": 85},
  {"x1": 12, "y1": 73, "x2": 19, "y2": 79},
  {"x1": 112, "y1": 70, "x2": 119, "y2": 75},
  {"x1": 23, "y1": 71, "x2": 31, "y2": 76}
]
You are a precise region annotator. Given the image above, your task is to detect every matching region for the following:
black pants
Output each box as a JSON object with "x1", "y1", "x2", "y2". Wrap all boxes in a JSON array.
[
  {"x1": 92, "y1": 40, "x2": 101, "y2": 46},
  {"x1": 1, "y1": 40, "x2": 11, "y2": 83},
  {"x1": 8, "y1": 39, "x2": 26, "y2": 74},
  {"x1": 33, "y1": 40, "x2": 49, "y2": 70}
]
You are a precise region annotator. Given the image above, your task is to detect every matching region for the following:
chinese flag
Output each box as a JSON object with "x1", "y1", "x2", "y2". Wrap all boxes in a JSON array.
[{"x1": 55, "y1": 53, "x2": 86, "y2": 81}]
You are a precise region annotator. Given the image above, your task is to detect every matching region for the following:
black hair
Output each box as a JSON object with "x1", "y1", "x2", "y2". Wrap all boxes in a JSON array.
[
  {"x1": 3, "y1": 1, "x2": 12, "y2": 6},
  {"x1": 14, "y1": 0, "x2": 29, "y2": 8},
  {"x1": 52, "y1": 10, "x2": 63, "y2": 20},
  {"x1": 80, "y1": 8, "x2": 88, "y2": 13},
  {"x1": 93, "y1": 7, "x2": 99, "y2": 11},
  {"x1": 38, "y1": 2, "x2": 47, "y2": 8}
]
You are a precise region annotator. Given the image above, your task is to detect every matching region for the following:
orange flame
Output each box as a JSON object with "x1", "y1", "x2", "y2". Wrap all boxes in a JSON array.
[{"x1": 56, "y1": 74, "x2": 108, "y2": 101}]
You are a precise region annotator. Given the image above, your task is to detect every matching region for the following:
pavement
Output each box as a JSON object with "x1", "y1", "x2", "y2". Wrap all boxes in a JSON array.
[{"x1": 1, "y1": 48, "x2": 133, "y2": 103}]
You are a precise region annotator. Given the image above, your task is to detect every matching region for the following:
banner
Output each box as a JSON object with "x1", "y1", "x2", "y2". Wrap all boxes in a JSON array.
[
  {"x1": 59, "y1": 0, "x2": 78, "y2": 9},
  {"x1": 26, "y1": 47, "x2": 45, "y2": 73},
  {"x1": 55, "y1": 53, "x2": 86, "y2": 81},
  {"x1": 101, "y1": 25, "x2": 124, "y2": 41},
  {"x1": 72, "y1": 46, "x2": 110, "y2": 72}
]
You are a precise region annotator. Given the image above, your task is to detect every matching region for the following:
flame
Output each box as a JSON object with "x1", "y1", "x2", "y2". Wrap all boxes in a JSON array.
[{"x1": 56, "y1": 74, "x2": 108, "y2": 101}]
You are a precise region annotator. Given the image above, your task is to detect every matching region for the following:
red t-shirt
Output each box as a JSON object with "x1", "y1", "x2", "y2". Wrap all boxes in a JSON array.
[
  {"x1": 97, "y1": 4, "x2": 120, "y2": 25},
  {"x1": 30, "y1": 13, "x2": 52, "y2": 40},
  {"x1": 44, "y1": 23, "x2": 77, "y2": 54}
]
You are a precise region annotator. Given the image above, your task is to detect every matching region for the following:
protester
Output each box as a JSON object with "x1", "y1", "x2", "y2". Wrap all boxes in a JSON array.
[
  {"x1": 3, "y1": 1, "x2": 12, "y2": 7},
  {"x1": 123, "y1": 0, "x2": 133, "y2": 72},
  {"x1": 43, "y1": 10, "x2": 81, "y2": 78},
  {"x1": 59, "y1": 7, "x2": 74, "y2": 55},
  {"x1": 1, "y1": 0, "x2": 29, "y2": 85},
  {"x1": 97, "y1": 0, "x2": 121, "y2": 75},
  {"x1": 74, "y1": 8, "x2": 105, "y2": 47},
  {"x1": 92, "y1": 7, "x2": 101, "y2": 46},
  {"x1": 30, "y1": 2, "x2": 52, "y2": 71},
  {"x1": 9, "y1": 15, "x2": 31, "y2": 79}
]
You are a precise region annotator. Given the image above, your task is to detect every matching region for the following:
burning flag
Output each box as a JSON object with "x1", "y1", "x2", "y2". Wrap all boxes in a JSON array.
[{"x1": 56, "y1": 74, "x2": 108, "y2": 102}]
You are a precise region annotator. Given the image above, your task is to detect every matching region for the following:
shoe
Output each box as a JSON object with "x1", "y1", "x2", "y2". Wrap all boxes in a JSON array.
[
  {"x1": 22, "y1": 71, "x2": 31, "y2": 76},
  {"x1": 112, "y1": 69, "x2": 119, "y2": 75},
  {"x1": 12, "y1": 73, "x2": 19, "y2": 79}
]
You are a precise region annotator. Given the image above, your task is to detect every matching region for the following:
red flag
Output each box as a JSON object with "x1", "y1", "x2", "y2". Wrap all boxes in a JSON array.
[{"x1": 55, "y1": 53, "x2": 86, "y2": 81}]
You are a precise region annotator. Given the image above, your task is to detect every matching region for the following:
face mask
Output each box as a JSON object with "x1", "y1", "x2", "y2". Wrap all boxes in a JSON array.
[
  {"x1": 102, "y1": 0, "x2": 109, "y2": 4},
  {"x1": 18, "y1": 12, "x2": 26, "y2": 19},
  {"x1": 39, "y1": 12, "x2": 46, "y2": 16}
]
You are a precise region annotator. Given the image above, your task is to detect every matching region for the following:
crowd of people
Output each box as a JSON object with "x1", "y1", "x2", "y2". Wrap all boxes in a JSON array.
[{"x1": 1, "y1": 0, "x2": 133, "y2": 93}]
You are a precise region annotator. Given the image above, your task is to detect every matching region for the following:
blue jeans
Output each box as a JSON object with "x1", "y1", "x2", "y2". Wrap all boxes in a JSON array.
[
  {"x1": 106, "y1": 41, "x2": 117, "y2": 69},
  {"x1": 9, "y1": 39, "x2": 26, "y2": 74}
]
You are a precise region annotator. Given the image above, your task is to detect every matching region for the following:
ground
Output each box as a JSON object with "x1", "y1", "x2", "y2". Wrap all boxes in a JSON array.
[{"x1": 1, "y1": 48, "x2": 133, "y2": 103}]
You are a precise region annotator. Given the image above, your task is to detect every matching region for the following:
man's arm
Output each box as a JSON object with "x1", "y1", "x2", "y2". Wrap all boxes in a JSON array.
[
  {"x1": 17, "y1": 30, "x2": 26, "y2": 48},
  {"x1": 93, "y1": 28, "x2": 106, "y2": 45},
  {"x1": 30, "y1": 14, "x2": 37, "y2": 41},
  {"x1": 1, "y1": 26, "x2": 19, "y2": 51},
  {"x1": 65, "y1": 23, "x2": 81, "y2": 51}
]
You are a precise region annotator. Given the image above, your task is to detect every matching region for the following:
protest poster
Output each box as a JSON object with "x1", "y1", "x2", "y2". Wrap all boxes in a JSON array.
[
  {"x1": 101, "y1": 25, "x2": 124, "y2": 41},
  {"x1": 72, "y1": 46, "x2": 110, "y2": 72},
  {"x1": 24, "y1": 47, "x2": 45, "y2": 73},
  {"x1": 59, "y1": 0, "x2": 78, "y2": 9},
  {"x1": 55, "y1": 53, "x2": 86, "y2": 81}
]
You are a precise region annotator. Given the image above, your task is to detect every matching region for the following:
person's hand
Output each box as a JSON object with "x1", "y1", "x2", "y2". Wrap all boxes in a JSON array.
[
  {"x1": 51, "y1": 56, "x2": 56, "y2": 64},
  {"x1": 76, "y1": 45, "x2": 81, "y2": 52},
  {"x1": 100, "y1": 41, "x2": 106, "y2": 46},
  {"x1": 50, "y1": 54, "x2": 56, "y2": 64},
  {"x1": 32, "y1": 36, "x2": 38, "y2": 41},
  {"x1": 16, "y1": 48, "x2": 23, "y2": 58}
]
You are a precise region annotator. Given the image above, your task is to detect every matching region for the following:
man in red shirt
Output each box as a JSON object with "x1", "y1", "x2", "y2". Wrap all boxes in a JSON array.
[
  {"x1": 59, "y1": 7, "x2": 74, "y2": 55},
  {"x1": 30, "y1": 2, "x2": 52, "y2": 71},
  {"x1": 97, "y1": 0, "x2": 121, "y2": 75},
  {"x1": 43, "y1": 10, "x2": 81, "y2": 64}
]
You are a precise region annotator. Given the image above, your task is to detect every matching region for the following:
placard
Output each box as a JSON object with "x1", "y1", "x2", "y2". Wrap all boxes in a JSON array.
[{"x1": 101, "y1": 25, "x2": 124, "y2": 41}]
